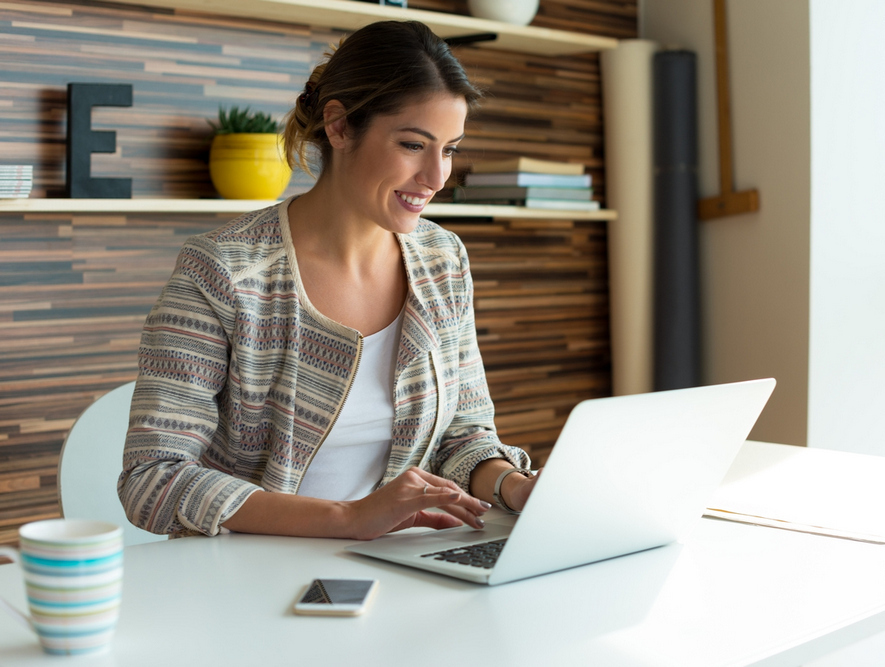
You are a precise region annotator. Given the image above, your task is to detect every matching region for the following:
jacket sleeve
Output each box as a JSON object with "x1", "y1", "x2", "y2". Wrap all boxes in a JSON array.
[
  {"x1": 117, "y1": 236, "x2": 261, "y2": 537},
  {"x1": 432, "y1": 238, "x2": 531, "y2": 490}
]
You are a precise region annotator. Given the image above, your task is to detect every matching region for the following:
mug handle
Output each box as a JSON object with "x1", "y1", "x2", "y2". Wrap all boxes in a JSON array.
[{"x1": 0, "y1": 546, "x2": 34, "y2": 632}]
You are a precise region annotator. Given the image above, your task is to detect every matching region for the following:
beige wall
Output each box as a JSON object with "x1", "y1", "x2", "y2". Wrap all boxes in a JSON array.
[{"x1": 640, "y1": 0, "x2": 811, "y2": 445}]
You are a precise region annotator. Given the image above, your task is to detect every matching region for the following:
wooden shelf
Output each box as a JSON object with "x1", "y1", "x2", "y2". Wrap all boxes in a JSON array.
[
  {"x1": 0, "y1": 198, "x2": 616, "y2": 221},
  {"x1": 0, "y1": 2, "x2": 620, "y2": 222},
  {"x1": 109, "y1": 0, "x2": 618, "y2": 56}
]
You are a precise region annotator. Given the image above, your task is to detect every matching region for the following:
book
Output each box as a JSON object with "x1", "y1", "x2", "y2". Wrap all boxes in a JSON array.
[
  {"x1": 0, "y1": 185, "x2": 32, "y2": 197},
  {"x1": 457, "y1": 198, "x2": 600, "y2": 211},
  {"x1": 464, "y1": 172, "x2": 592, "y2": 188},
  {"x1": 454, "y1": 186, "x2": 593, "y2": 203},
  {"x1": 523, "y1": 199, "x2": 600, "y2": 211},
  {"x1": 0, "y1": 166, "x2": 33, "y2": 177},
  {"x1": 469, "y1": 157, "x2": 584, "y2": 176}
]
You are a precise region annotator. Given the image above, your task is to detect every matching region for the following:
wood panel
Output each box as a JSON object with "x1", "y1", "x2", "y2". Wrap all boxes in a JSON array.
[
  {"x1": 0, "y1": 211, "x2": 228, "y2": 544},
  {"x1": 0, "y1": 0, "x2": 637, "y2": 544},
  {"x1": 445, "y1": 217, "x2": 611, "y2": 456}
]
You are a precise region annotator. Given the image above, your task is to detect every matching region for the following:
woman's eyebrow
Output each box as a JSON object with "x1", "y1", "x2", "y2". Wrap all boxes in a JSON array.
[{"x1": 399, "y1": 127, "x2": 466, "y2": 143}]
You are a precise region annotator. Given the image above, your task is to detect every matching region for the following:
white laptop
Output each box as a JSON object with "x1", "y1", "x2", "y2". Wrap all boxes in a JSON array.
[{"x1": 346, "y1": 378, "x2": 776, "y2": 585}]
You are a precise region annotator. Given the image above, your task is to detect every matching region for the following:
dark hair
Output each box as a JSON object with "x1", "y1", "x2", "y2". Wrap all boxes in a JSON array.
[{"x1": 283, "y1": 20, "x2": 482, "y2": 176}]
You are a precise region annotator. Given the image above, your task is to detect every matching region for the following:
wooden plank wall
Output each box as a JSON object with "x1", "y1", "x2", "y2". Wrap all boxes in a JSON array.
[
  {"x1": 0, "y1": 0, "x2": 637, "y2": 544},
  {"x1": 0, "y1": 211, "x2": 231, "y2": 540}
]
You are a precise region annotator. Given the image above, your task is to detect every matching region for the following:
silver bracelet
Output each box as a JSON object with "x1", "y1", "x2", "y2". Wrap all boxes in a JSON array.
[{"x1": 493, "y1": 468, "x2": 531, "y2": 514}]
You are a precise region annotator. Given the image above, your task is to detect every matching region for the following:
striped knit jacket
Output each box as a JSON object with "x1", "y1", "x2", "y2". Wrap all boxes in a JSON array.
[{"x1": 118, "y1": 199, "x2": 530, "y2": 538}]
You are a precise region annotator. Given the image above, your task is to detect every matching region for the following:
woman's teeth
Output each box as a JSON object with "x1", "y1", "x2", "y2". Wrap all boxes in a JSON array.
[{"x1": 398, "y1": 193, "x2": 426, "y2": 206}]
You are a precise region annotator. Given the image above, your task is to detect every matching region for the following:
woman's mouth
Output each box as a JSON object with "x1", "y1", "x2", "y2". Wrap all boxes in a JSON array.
[{"x1": 396, "y1": 191, "x2": 430, "y2": 212}]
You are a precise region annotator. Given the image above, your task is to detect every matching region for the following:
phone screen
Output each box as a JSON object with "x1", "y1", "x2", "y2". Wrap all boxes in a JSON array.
[{"x1": 299, "y1": 579, "x2": 375, "y2": 606}]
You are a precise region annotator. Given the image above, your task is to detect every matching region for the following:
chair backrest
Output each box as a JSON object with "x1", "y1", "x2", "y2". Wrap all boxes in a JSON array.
[{"x1": 58, "y1": 381, "x2": 166, "y2": 547}]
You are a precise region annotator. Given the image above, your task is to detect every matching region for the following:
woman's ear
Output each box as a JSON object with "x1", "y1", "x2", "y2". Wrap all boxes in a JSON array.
[{"x1": 323, "y1": 100, "x2": 348, "y2": 150}]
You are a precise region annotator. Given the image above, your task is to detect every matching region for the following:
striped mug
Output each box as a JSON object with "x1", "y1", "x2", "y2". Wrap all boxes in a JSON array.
[{"x1": 0, "y1": 519, "x2": 123, "y2": 655}]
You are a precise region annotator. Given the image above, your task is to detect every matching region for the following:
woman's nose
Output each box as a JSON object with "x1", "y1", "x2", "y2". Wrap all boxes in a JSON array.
[{"x1": 417, "y1": 154, "x2": 449, "y2": 192}]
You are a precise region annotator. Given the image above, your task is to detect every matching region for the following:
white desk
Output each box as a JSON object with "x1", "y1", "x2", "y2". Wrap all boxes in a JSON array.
[{"x1": 2, "y1": 443, "x2": 884, "y2": 666}]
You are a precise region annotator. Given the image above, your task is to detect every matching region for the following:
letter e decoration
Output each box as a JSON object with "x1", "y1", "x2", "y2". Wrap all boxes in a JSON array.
[{"x1": 65, "y1": 83, "x2": 133, "y2": 198}]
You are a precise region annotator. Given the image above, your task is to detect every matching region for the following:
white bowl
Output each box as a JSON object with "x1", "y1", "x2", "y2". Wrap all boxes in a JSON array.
[{"x1": 467, "y1": 0, "x2": 540, "y2": 26}]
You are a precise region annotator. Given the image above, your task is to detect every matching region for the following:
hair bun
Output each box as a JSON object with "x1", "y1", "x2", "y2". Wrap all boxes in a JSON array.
[{"x1": 299, "y1": 81, "x2": 319, "y2": 111}]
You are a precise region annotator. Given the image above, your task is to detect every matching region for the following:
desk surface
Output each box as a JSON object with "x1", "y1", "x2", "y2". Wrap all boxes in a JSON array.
[{"x1": 2, "y1": 443, "x2": 885, "y2": 666}]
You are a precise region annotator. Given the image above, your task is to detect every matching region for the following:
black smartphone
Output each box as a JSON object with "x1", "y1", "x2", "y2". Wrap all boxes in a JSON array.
[{"x1": 293, "y1": 578, "x2": 379, "y2": 616}]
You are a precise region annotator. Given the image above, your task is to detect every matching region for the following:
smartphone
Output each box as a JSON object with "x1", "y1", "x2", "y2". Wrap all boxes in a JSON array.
[{"x1": 293, "y1": 578, "x2": 379, "y2": 616}]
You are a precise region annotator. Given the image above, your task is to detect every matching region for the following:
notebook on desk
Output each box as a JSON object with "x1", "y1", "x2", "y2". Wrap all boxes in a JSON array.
[
  {"x1": 347, "y1": 378, "x2": 776, "y2": 585},
  {"x1": 705, "y1": 440, "x2": 885, "y2": 544}
]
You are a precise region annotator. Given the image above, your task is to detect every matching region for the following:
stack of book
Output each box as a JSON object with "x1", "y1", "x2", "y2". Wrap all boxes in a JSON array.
[
  {"x1": 0, "y1": 165, "x2": 33, "y2": 199},
  {"x1": 455, "y1": 157, "x2": 598, "y2": 211}
]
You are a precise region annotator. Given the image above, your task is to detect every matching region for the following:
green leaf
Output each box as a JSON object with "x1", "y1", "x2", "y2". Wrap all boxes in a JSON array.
[{"x1": 208, "y1": 105, "x2": 280, "y2": 134}]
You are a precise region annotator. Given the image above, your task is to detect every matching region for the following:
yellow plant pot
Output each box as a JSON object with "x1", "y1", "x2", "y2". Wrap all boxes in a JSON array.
[{"x1": 209, "y1": 133, "x2": 292, "y2": 200}]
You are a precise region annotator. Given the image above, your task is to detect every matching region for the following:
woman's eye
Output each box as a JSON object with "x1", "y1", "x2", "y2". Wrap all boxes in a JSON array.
[
  {"x1": 401, "y1": 142, "x2": 422, "y2": 152},
  {"x1": 443, "y1": 146, "x2": 460, "y2": 157}
]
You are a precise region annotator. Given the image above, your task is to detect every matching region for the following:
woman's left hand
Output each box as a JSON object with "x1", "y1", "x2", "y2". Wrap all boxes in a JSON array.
[{"x1": 504, "y1": 468, "x2": 542, "y2": 513}]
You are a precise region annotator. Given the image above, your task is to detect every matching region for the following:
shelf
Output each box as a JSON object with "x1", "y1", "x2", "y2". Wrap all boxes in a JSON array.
[
  {"x1": 109, "y1": 0, "x2": 618, "y2": 56},
  {"x1": 0, "y1": 198, "x2": 616, "y2": 221}
]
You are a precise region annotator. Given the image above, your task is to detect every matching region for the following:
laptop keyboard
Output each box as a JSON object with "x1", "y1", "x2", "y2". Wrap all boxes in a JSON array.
[{"x1": 420, "y1": 538, "x2": 508, "y2": 569}]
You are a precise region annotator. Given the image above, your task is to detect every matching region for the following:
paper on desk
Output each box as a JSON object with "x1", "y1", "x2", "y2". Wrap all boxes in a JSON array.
[{"x1": 704, "y1": 441, "x2": 885, "y2": 544}]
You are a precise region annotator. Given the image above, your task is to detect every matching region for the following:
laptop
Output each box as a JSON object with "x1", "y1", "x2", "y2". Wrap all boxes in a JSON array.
[{"x1": 346, "y1": 378, "x2": 776, "y2": 585}]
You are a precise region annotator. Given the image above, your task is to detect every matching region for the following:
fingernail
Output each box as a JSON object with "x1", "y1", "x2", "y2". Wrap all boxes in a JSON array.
[
  {"x1": 476, "y1": 518, "x2": 485, "y2": 528},
  {"x1": 480, "y1": 501, "x2": 492, "y2": 509}
]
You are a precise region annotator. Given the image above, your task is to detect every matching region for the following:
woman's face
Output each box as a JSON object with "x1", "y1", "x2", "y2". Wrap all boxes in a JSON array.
[{"x1": 333, "y1": 92, "x2": 468, "y2": 234}]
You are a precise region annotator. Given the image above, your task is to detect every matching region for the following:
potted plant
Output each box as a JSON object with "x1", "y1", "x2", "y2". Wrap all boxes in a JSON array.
[{"x1": 208, "y1": 106, "x2": 292, "y2": 200}]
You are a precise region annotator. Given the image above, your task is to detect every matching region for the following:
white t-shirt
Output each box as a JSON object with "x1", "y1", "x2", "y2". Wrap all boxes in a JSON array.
[{"x1": 296, "y1": 309, "x2": 403, "y2": 501}]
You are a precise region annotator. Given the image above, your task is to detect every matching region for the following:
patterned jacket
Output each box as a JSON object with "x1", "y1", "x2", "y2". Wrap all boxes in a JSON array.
[{"x1": 118, "y1": 200, "x2": 530, "y2": 537}]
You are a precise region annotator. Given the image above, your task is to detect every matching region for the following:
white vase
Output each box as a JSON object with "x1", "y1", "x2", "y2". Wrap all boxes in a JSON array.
[{"x1": 467, "y1": 0, "x2": 540, "y2": 26}]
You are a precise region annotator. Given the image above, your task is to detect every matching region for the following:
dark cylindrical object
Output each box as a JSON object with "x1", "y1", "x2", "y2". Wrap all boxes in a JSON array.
[{"x1": 653, "y1": 50, "x2": 700, "y2": 391}]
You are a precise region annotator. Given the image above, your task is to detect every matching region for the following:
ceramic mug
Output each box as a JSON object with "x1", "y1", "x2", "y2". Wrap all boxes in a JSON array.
[{"x1": 0, "y1": 519, "x2": 123, "y2": 655}]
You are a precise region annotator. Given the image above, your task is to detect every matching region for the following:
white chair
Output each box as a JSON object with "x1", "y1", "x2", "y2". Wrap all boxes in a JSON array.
[{"x1": 58, "y1": 381, "x2": 166, "y2": 546}]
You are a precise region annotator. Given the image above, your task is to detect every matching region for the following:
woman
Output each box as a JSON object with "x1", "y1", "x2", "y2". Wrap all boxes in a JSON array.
[{"x1": 118, "y1": 20, "x2": 538, "y2": 540}]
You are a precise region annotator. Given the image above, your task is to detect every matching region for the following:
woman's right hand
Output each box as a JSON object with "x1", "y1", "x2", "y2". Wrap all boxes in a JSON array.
[{"x1": 344, "y1": 467, "x2": 491, "y2": 541}]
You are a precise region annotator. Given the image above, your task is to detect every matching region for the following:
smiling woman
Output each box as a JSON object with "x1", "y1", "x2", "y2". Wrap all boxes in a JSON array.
[{"x1": 118, "y1": 20, "x2": 539, "y2": 543}]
